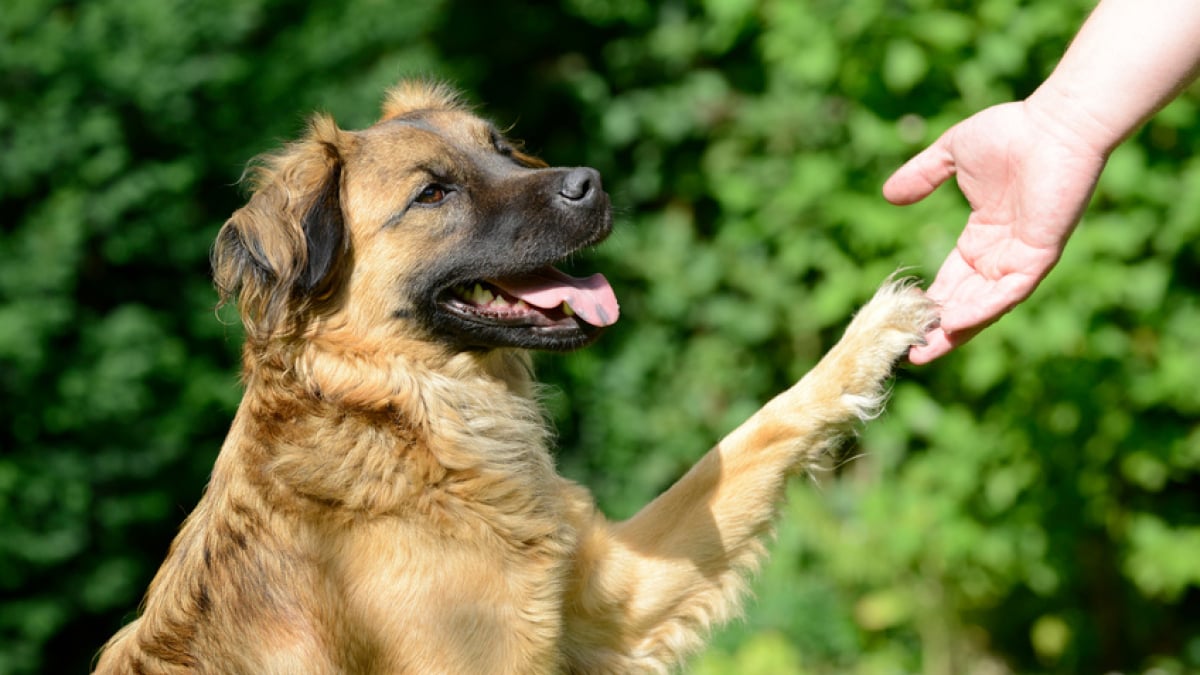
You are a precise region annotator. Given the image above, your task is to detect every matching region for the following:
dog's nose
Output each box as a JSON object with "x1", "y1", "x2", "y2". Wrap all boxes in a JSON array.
[{"x1": 558, "y1": 167, "x2": 602, "y2": 203}]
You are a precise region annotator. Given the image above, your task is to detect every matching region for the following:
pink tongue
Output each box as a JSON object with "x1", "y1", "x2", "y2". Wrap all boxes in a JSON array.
[{"x1": 490, "y1": 268, "x2": 620, "y2": 327}]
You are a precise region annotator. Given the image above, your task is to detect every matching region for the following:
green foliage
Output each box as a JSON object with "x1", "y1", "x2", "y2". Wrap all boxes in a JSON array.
[{"x1": 3, "y1": 1, "x2": 1200, "y2": 673}]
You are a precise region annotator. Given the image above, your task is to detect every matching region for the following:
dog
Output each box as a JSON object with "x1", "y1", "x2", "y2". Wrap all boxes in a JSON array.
[{"x1": 94, "y1": 80, "x2": 937, "y2": 674}]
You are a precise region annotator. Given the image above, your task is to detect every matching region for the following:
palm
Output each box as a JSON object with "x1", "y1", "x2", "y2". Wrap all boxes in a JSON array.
[{"x1": 884, "y1": 101, "x2": 1108, "y2": 363}]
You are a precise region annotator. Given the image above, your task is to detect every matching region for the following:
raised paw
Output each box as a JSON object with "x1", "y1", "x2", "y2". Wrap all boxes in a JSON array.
[
  {"x1": 808, "y1": 275, "x2": 939, "y2": 420},
  {"x1": 844, "y1": 276, "x2": 940, "y2": 361}
]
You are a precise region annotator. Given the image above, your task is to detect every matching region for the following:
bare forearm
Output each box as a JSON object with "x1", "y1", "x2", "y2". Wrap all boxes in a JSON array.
[{"x1": 1028, "y1": 0, "x2": 1200, "y2": 155}]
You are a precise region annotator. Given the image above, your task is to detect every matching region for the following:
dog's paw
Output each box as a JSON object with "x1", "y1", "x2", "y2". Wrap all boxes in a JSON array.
[
  {"x1": 815, "y1": 275, "x2": 938, "y2": 419},
  {"x1": 847, "y1": 275, "x2": 939, "y2": 358}
]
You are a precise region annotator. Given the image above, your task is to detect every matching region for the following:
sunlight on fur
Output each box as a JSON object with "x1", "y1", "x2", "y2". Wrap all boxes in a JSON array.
[{"x1": 94, "y1": 80, "x2": 936, "y2": 675}]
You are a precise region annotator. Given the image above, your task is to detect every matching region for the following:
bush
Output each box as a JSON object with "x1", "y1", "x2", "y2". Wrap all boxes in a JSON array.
[{"x1": 3, "y1": 1, "x2": 1198, "y2": 673}]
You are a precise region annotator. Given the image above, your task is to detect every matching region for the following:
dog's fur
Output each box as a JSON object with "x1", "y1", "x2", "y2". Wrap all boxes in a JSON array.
[{"x1": 95, "y1": 81, "x2": 936, "y2": 674}]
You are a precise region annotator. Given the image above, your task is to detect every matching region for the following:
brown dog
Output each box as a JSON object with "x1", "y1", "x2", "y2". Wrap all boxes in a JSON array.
[{"x1": 94, "y1": 81, "x2": 936, "y2": 674}]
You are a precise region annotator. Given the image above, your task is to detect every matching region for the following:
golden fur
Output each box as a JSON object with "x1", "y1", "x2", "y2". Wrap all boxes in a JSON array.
[{"x1": 95, "y1": 81, "x2": 937, "y2": 674}]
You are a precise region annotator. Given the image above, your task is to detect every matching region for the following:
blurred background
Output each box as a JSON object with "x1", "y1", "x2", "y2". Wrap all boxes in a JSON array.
[{"x1": 3, "y1": 0, "x2": 1200, "y2": 673}]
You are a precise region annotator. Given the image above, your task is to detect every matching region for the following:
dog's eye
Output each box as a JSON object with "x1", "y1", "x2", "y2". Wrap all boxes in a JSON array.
[{"x1": 415, "y1": 184, "x2": 450, "y2": 205}]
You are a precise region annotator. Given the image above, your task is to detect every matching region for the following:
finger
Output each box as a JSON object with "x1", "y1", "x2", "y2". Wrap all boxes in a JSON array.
[
  {"x1": 920, "y1": 250, "x2": 1013, "y2": 334},
  {"x1": 882, "y1": 133, "x2": 957, "y2": 206},
  {"x1": 908, "y1": 325, "x2": 954, "y2": 365},
  {"x1": 908, "y1": 322, "x2": 985, "y2": 365},
  {"x1": 938, "y1": 272, "x2": 1037, "y2": 335}
]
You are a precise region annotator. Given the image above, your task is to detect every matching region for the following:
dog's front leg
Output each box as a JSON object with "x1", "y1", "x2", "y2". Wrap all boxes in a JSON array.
[{"x1": 561, "y1": 279, "x2": 937, "y2": 674}]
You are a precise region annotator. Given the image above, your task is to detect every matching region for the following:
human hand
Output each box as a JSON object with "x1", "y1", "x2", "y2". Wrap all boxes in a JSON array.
[{"x1": 883, "y1": 100, "x2": 1109, "y2": 364}]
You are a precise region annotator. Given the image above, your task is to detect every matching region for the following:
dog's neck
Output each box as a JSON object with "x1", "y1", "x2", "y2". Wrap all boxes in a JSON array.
[{"x1": 219, "y1": 341, "x2": 561, "y2": 538}]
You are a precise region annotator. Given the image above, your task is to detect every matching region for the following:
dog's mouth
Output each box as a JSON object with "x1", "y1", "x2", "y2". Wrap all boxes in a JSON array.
[
  {"x1": 435, "y1": 266, "x2": 619, "y2": 349},
  {"x1": 444, "y1": 268, "x2": 619, "y2": 328}
]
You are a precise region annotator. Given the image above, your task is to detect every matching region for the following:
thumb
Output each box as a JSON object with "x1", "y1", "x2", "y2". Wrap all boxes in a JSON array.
[{"x1": 882, "y1": 132, "x2": 957, "y2": 206}]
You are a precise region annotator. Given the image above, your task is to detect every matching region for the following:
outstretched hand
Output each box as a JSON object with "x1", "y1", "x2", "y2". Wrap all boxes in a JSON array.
[{"x1": 883, "y1": 101, "x2": 1109, "y2": 364}]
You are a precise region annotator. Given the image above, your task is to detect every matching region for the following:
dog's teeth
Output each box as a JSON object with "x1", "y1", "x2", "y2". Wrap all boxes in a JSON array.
[
  {"x1": 494, "y1": 295, "x2": 510, "y2": 308},
  {"x1": 561, "y1": 302, "x2": 575, "y2": 317},
  {"x1": 515, "y1": 300, "x2": 529, "y2": 310},
  {"x1": 471, "y1": 283, "x2": 492, "y2": 304}
]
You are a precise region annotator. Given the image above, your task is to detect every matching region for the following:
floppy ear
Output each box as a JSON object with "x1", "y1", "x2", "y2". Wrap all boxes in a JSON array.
[{"x1": 212, "y1": 114, "x2": 349, "y2": 341}]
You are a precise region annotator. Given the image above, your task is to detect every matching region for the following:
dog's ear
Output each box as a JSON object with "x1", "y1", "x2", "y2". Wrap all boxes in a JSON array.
[{"x1": 212, "y1": 114, "x2": 349, "y2": 341}]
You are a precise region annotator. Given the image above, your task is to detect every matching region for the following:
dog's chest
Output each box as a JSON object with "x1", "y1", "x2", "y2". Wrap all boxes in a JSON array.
[{"x1": 330, "y1": 509, "x2": 576, "y2": 673}]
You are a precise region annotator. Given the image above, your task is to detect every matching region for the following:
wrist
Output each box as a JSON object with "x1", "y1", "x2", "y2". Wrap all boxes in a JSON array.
[
  {"x1": 1024, "y1": 81, "x2": 1126, "y2": 159},
  {"x1": 1023, "y1": 0, "x2": 1200, "y2": 158}
]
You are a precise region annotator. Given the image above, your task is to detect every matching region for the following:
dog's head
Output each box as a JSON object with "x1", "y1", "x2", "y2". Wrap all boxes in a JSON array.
[{"x1": 212, "y1": 81, "x2": 617, "y2": 354}]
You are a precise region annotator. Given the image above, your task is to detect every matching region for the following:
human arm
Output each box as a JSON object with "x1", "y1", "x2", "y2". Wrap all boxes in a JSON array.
[{"x1": 884, "y1": 0, "x2": 1200, "y2": 364}]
